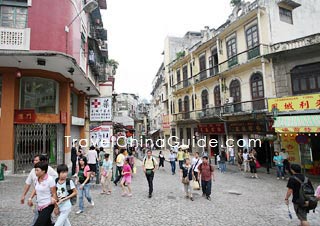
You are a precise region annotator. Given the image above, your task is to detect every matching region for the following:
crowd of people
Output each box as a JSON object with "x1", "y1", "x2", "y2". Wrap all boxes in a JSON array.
[{"x1": 19, "y1": 144, "x2": 320, "y2": 226}]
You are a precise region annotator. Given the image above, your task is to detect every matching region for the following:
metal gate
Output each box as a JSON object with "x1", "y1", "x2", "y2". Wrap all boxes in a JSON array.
[{"x1": 14, "y1": 124, "x2": 57, "y2": 173}]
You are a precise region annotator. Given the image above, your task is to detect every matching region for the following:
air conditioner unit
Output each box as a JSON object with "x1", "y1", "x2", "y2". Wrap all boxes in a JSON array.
[{"x1": 225, "y1": 97, "x2": 234, "y2": 104}]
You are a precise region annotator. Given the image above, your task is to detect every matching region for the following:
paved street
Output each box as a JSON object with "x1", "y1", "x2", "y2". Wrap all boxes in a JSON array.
[{"x1": 0, "y1": 157, "x2": 319, "y2": 226}]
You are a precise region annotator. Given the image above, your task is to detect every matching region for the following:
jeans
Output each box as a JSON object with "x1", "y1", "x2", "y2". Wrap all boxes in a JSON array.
[
  {"x1": 170, "y1": 161, "x2": 176, "y2": 174},
  {"x1": 184, "y1": 183, "x2": 192, "y2": 197},
  {"x1": 219, "y1": 162, "x2": 226, "y2": 173},
  {"x1": 145, "y1": 171, "x2": 154, "y2": 195},
  {"x1": 78, "y1": 184, "x2": 92, "y2": 211},
  {"x1": 31, "y1": 205, "x2": 39, "y2": 226},
  {"x1": 54, "y1": 208, "x2": 71, "y2": 226},
  {"x1": 113, "y1": 166, "x2": 123, "y2": 184},
  {"x1": 201, "y1": 180, "x2": 212, "y2": 197},
  {"x1": 34, "y1": 204, "x2": 54, "y2": 226},
  {"x1": 229, "y1": 156, "x2": 235, "y2": 165},
  {"x1": 276, "y1": 166, "x2": 284, "y2": 177}
]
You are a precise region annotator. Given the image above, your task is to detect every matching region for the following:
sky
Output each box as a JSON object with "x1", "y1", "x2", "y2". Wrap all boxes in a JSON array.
[{"x1": 102, "y1": 0, "x2": 241, "y2": 100}]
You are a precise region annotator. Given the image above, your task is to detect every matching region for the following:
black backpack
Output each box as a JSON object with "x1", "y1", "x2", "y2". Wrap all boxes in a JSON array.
[
  {"x1": 293, "y1": 176, "x2": 318, "y2": 212},
  {"x1": 55, "y1": 178, "x2": 77, "y2": 206}
]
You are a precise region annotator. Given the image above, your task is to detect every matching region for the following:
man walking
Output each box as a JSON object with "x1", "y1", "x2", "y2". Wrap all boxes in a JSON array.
[
  {"x1": 142, "y1": 150, "x2": 158, "y2": 198},
  {"x1": 228, "y1": 147, "x2": 235, "y2": 165},
  {"x1": 285, "y1": 164, "x2": 314, "y2": 226},
  {"x1": 168, "y1": 150, "x2": 176, "y2": 175},
  {"x1": 71, "y1": 141, "x2": 78, "y2": 176},
  {"x1": 113, "y1": 149, "x2": 125, "y2": 185},
  {"x1": 198, "y1": 156, "x2": 214, "y2": 201},
  {"x1": 191, "y1": 152, "x2": 202, "y2": 189}
]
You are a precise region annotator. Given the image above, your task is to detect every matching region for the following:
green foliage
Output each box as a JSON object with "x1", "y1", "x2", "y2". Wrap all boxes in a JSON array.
[
  {"x1": 175, "y1": 51, "x2": 185, "y2": 60},
  {"x1": 106, "y1": 59, "x2": 119, "y2": 75},
  {"x1": 230, "y1": 0, "x2": 241, "y2": 7}
]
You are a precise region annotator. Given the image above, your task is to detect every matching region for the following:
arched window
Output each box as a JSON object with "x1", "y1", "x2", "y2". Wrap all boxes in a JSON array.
[
  {"x1": 178, "y1": 99, "x2": 183, "y2": 112},
  {"x1": 201, "y1": 90, "x2": 209, "y2": 109},
  {"x1": 214, "y1": 85, "x2": 221, "y2": 107},
  {"x1": 184, "y1": 96, "x2": 190, "y2": 119},
  {"x1": 229, "y1": 79, "x2": 241, "y2": 112},
  {"x1": 250, "y1": 73, "x2": 265, "y2": 110}
]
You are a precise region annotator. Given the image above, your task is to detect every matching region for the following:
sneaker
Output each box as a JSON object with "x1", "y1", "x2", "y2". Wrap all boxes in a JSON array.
[
  {"x1": 76, "y1": 210, "x2": 83, "y2": 214},
  {"x1": 190, "y1": 197, "x2": 194, "y2": 201},
  {"x1": 106, "y1": 191, "x2": 111, "y2": 195},
  {"x1": 148, "y1": 194, "x2": 152, "y2": 198},
  {"x1": 282, "y1": 177, "x2": 285, "y2": 180},
  {"x1": 90, "y1": 201, "x2": 94, "y2": 206},
  {"x1": 277, "y1": 177, "x2": 280, "y2": 180},
  {"x1": 121, "y1": 192, "x2": 127, "y2": 197},
  {"x1": 206, "y1": 196, "x2": 211, "y2": 201},
  {"x1": 127, "y1": 193, "x2": 132, "y2": 197}
]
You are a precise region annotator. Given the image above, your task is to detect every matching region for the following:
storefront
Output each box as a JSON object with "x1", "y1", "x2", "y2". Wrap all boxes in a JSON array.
[{"x1": 198, "y1": 123, "x2": 225, "y2": 157}]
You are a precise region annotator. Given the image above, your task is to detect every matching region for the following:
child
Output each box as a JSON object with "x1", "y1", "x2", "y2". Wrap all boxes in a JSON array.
[
  {"x1": 316, "y1": 185, "x2": 320, "y2": 201},
  {"x1": 55, "y1": 164, "x2": 77, "y2": 226},
  {"x1": 101, "y1": 154, "x2": 113, "y2": 195},
  {"x1": 120, "y1": 159, "x2": 132, "y2": 197}
]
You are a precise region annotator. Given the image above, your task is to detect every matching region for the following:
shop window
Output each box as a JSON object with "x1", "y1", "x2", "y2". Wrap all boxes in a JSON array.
[
  {"x1": 291, "y1": 63, "x2": 320, "y2": 95},
  {"x1": 279, "y1": 7, "x2": 293, "y2": 24},
  {"x1": 20, "y1": 77, "x2": 58, "y2": 114},
  {"x1": 0, "y1": 5, "x2": 28, "y2": 28}
]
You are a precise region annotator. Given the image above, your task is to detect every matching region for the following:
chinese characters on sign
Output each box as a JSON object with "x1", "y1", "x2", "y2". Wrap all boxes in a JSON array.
[
  {"x1": 90, "y1": 97, "x2": 112, "y2": 121},
  {"x1": 90, "y1": 125, "x2": 111, "y2": 147},
  {"x1": 14, "y1": 109, "x2": 36, "y2": 123},
  {"x1": 268, "y1": 94, "x2": 320, "y2": 112},
  {"x1": 162, "y1": 114, "x2": 170, "y2": 129},
  {"x1": 227, "y1": 121, "x2": 267, "y2": 133},
  {"x1": 198, "y1": 123, "x2": 225, "y2": 134}
]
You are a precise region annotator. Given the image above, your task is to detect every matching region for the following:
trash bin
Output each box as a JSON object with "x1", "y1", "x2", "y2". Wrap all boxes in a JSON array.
[{"x1": 0, "y1": 163, "x2": 5, "y2": 181}]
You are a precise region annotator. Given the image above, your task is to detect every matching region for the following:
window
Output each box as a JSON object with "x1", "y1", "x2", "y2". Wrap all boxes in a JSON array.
[
  {"x1": 291, "y1": 63, "x2": 320, "y2": 95},
  {"x1": 183, "y1": 65, "x2": 188, "y2": 87},
  {"x1": 176, "y1": 69, "x2": 181, "y2": 83},
  {"x1": 246, "y1": 25, "x2": 260, "y2": 59},
  {"x1": 20, "y1": 77, "x2": 58, "y2": 114},
  {"x1": 229, "y1": 80, "x2": 241, "y2": 112},
  {"x1": 178, "y1": 99, "x2": 183, "y2": 112},
  {"x1": 227, "y1": 37, "x2": 238, "y2": 67},
  {"x1": 250, "y1": 73, "x2": 265, "y2": 110},
  {"x1": 279, "y1": 7, "x2": 293, "y2": 24},
  {"x1": 70, "y1": 92, "x2": 78, "y2": 117},
  {"x1": 184, "y1": 96, "x2": 190, "y2": 119},
  {"x1": 201, "y1": 90, "x2": 209, "y2": 109},
  {"x1": 214, "y1": 85, "x2": 221, "y2": 107},
  {"x1": 199, "y1": 54, "x2": 207, "y2": 80},
  {"x1": 179, "y1": 128, "x2": 184, "y2": 141},
  {"x1": 0, "y1": 6, "x2": 27, "y2": 28},
  {"x1": 209, "y1": 48, "x2": 218, "y2": 76}
]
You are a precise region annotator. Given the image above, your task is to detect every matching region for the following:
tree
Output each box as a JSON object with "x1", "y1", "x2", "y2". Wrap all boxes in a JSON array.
[
  {"x1": 106, "y1": 59, "x2": 119, "y2": 75},
  {"x1": 230, "y1": 0, "x2": 241, "y2": 7}
]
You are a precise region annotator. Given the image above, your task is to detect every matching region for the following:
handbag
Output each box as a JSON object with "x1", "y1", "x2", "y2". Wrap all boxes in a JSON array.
[
  {"x1": 192, "y1": 180, "x2": 200, "y2": 190},
  {"x1": 182, "y1": 177, "x2": 190, "y2": 184},
  {"x1": 255, "y1": 160, "x2": 261, "y2": 168}
]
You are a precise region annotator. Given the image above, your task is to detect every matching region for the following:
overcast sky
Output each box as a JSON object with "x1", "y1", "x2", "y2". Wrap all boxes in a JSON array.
[{"x1": 102, "y1": 0, "x2": 243, "y2": 100}]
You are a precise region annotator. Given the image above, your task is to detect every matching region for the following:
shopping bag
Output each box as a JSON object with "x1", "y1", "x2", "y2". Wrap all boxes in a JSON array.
[
  {"x1": 192, "y1": 180, "x2": 200, "y2": 190},
  {"x1": 255, "y1": 160, "x2": 261, "y2": 169}
]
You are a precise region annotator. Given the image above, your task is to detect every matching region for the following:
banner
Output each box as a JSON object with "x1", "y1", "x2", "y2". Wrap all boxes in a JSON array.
[
  {"x1": 268, "y1": 94, "x2": 320, "y2": 112},
  {"x1": 90, "y1": 97, "x2": 112, "y2": 121},
  {"x1": 162, "y1": 114, "x2": 170, "y2": 129},
  {"x1": 90, "y1": 125, "x2": 111, "y2": 147},
  {"x1": 280, "y1": 135, "x2": 300, "y2": 164}
]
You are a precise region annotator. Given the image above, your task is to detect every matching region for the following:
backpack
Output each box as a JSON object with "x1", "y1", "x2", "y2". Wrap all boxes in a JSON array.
[
  {"x1": 293, "y1": 176, "x2": 318, "y2": 212},
  {"x1": 143, "y1": 157, "x2": 155, "y2": 168},
  {"x1": 55, "y1": 178, "x2": 77, "y2": 206}
]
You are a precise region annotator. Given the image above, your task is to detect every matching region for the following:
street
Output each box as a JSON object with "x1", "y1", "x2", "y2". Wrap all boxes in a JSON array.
[{"x1": 0, "y1": 157, "x2": 319, "y2": 226}]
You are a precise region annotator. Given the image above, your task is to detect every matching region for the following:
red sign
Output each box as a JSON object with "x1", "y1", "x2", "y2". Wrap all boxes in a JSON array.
[
  {"x1": 14, "y1": 109, "x2": 36, "y2": 124},
  {"x1": 295, "y1": 135, "x2": 308, "y2": 144},
  {"x1": 60, "y1": 112, "x2": 67, "y2": 124},
  {"x1": 198, "y1": 123, "x2": 225, "y2": 134}
]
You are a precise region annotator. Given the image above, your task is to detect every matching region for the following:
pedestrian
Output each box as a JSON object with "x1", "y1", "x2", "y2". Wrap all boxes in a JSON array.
[
  {"x1": 184, "y1": 149, "x2": 190, "y2": 161},
  {"x1": 27, "y1": 161, "x2": 57, "y2": 226},
  {"x1": 180, "y1": 158, "x2": 194, "y2": 201},
  {"x1": 177, "y1": 148, "x2": 184, "y2": 169},
  {"x1": 248, "y1": 151, "x2": 258, "y2": 178},
  {"x1": 228, "y1": 147, "x2": 235, "y2": 165},
  {"x1": 98, "y1": 147, "x2": 105, "y2": 169},
  {"x1": 142, "y1": 150, "x2": 158, "y2": 198},
  {"x1": 273, "y1": 151, "x2": 285, "y2": 180},
  {"x1": 219, "y1": 150, "x2": 227, "y2": 173},
  {"x1": 87, "y1": 145, "x2": 98, "y2": 179},
  {"x1": 20, "y1": 154, "x2": 58, "y2": 226},
  {"x1": 280, "y1": 148, "x2": 289, "y2": 176},
  {"x1": 76, "y1": 156, "x2": 94, "y2": 214},
  {"x1": 100, "y1": 154, "x2": 113, "y2": 195},
  {"x1": 242, "y1": 149, "x2": 249, "y2": 173},
  {"x1": 127, "y1": 152, "x2": 135, "y2": 173},
  {"x1": 198, "y1": 156, "x2": 215, "y2": 201},
  {"x1": 285, "y1": 164, "x2": 314, "y2": 226},
  {"x1": 158, "y1": 151, "x2": 165, "y2": 170},
  {"x1": 120, "y1": 159, "x2": 132, "y2": 197},
  {"x1": 54, "y1": 164, "x2": 77, "y2": 226},
  {"x1": 71, "y1": 141, "x2": 78, "y2": 176},
  {"x1": 168, "y1": 150, "x2": 176, "y2": 175},
  {"x1": 237, "y1": 149, "x2": 243, "y2": 171},
  {"x1": 191, "y1": 151, "x2": 202, "y2": 189},
  {"x1": 113, "y1": 149, "x2": 125, "y2": 186}
]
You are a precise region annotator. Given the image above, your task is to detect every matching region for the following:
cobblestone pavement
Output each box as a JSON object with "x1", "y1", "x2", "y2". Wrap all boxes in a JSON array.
[{"x1": 0, "y1": 157, "x2": 319, "y2": 226}]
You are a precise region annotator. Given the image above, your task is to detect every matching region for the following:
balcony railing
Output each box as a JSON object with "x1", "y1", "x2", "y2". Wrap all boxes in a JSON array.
[{"x1": 0, "y1": 27, "x2": 30, "y2": 50}]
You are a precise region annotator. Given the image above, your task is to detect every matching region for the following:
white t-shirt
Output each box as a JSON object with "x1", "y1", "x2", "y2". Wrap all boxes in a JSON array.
[
  {"x1": 56, "y1": 179, "x2": 75, "y2": 211},
  {"x1": 191, "y1": 157, "x2": 202, "y2": 172},
  {"x1": 280, "y1": 152, "x2": 289, "y2": 160},
  {"x1": 35, "y1": 174, "x2": 55, "y2": 208},
  {"x1": 25, "y1": 166, "x2": 58, "y2": 186},
  {"x1": 87, "y1": 150, "x2": 98, "y2": 164},
  {"x1": 243, "y1": 153, "x2": 249, "y2": 161},
  {"x1": 116, "y1": 154, "x2": 125, "y2": 167},
  {"x1": 229, "y1": 147, "x2": 235, "y2": 157}
]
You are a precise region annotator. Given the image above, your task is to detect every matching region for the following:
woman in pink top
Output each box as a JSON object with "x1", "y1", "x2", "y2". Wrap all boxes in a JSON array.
[
  {"x1": 121, "y1": 158, "x2": 132, "y2": 197},
  {"x1": 315, "y1": 185, "x2": 320, "y2": 201}
]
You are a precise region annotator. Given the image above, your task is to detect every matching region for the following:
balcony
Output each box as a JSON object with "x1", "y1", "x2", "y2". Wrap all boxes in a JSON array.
[
  {"x1": 223, "y1": 98, "x2": 267, "y2": 114},
  {"x1": 0, "y1": 27, "x2": 30, "y2": 50}
]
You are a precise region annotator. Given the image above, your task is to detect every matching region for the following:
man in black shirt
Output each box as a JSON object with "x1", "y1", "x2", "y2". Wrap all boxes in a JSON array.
[
  {"x1": 71, "y1": 141, "x2": 78, "y2": 176},
  {"x1": 285, "y1": 164, "x2": 313, "y2": 226}
]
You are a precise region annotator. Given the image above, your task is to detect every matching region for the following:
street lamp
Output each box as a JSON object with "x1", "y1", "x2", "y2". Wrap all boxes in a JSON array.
[{"x1": 64, "y1": 0, "x2": 98, "y2": 53}]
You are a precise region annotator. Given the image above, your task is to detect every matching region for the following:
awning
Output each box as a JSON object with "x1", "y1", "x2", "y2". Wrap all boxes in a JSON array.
[
  {"x1": 149, "y1": 129, "x2": 160, "y2": 135},
  {"x1": 273, "y1": 115, "x2": 320, "y2": 133}
]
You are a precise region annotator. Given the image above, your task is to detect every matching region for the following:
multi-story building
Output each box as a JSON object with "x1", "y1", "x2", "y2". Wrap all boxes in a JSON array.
[
  {"x1": 0, "y1": 0, "x2": 108, "y2": 172},
  {"x1": 167, "y1": 0, "x2": 320, "y2": 167}
]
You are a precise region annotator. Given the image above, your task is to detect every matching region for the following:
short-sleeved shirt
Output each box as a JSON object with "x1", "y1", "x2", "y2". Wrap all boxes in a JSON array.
[
  {"x1": 169, "y1": 153, "x2": 176, "y2": 162},
  {"x1": 122, "y1": 164, "x2": 132, "y2": 178},
  {"x1": 26, "y1": 166, "x2": 58, "y2": 186},
  {"x1": 229, "y1": 148, "x2": 235, "y2": 157},
  {"x1": 143, "y1": 157, "x2": 158, "y2": 169},
  {"x1": 56, "y1": 179, "x2": 75, "y2": 211},
  {"x1": 177, "y1": 151, "x2": 184, "y2": 161},
  {"x1": 99, "y1": 151, "x2": 106, "y2": 163},
  {"x1": 198, "y1": 163, "x2": 214, "y2": 181},
  {"x1": 102, "y1": 159, "x2": 113, "y2": 172},
  {"x1": 287, "y1": 174, "x2": 313, "y2": 203},
  {"x1": 78, "y1": 165, "x2": 90, "y2": 184},
  {"x1": 280, "y1": 152, "x2": 289, "y2": 160},
  {"x1": 116, "y1": 154, "x2": 125, "y2": 167},
  {"x1": 35, "y1": 174, "x2": 55, "y2": 208},
  {"x1": 87, "y1": 150, "x2": 98, "y2": 164},
  {"x1": 243, "y1": 153, "x2": 249, "y2": 161},
  {"x1": 273, "y1": 155, "x2": 283, "y2": 166},
  {"x1": 191, "y1": 157, "x2": 202, "y2": 172}
]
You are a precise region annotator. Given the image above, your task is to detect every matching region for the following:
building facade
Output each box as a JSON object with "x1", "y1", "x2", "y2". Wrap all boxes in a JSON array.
[{"x1": 0, "y1": 0, "x2": 109, "y2": 172}]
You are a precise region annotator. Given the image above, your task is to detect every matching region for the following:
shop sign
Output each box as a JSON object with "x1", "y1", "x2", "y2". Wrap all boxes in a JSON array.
[
  {"x1": 268, "y1": 94, "x2": 320, "y2": 112},
  {"x1": 227, "y1": 121, "x2": 266, "y2": 133},
  {"x1": 60, "y1": 112, "x2": 67, "y2": 124},
  {"x1": 14, "y1": 109, "x2": 36, "y2": 124},
  {"x1": 90, "y1": 97, "x2": 112, "y2": 121},
  {"x1": 275, "y1": 127, "x2": 320, "y2": 133},
  {"x1": 295, "y1": 135, "x2": 308, "y2": 144},
  {"x1": 198, "y1": 123, "x2": 225, "y2": 134},
  {"x1": 162, "y1": 114, "x2": 170, "y2": 129}
]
